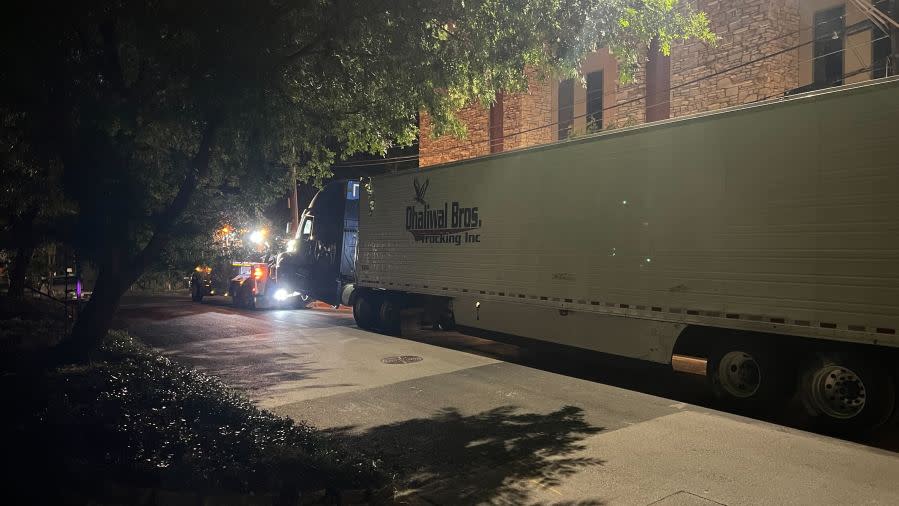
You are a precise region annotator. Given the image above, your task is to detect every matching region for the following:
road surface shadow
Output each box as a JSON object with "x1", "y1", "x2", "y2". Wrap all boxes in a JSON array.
[
  {"x1": 324, "y1": 405, "x2": 605, "y2": 505},
  {"x1": 155, "y1": 343, "x2": 354, "y2": 395},
  {"x1": 117, "y1": 302, "x2": 238, "y2": 321},
  {"x1": 405, "y1": 324, "x2": 707, "y2": 402},
  {"x1": 400, "y1": 325, "x2": 899, "y2": 453}
]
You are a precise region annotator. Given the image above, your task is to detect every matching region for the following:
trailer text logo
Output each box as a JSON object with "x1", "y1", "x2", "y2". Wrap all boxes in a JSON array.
[{"x1": 406, "y1": 178, "x2": 481, "y2": 245}]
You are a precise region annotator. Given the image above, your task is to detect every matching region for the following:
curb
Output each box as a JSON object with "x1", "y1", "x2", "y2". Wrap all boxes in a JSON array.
[{"x1": 87, "y1": 483, "x2": 394, "y2": 506}]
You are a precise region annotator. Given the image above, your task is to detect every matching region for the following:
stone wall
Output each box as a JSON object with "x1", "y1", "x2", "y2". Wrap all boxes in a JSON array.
[
  {"x1": 420, "y1": 0, "x2": 805, "y2": 165},
  {"x1": 418, "y1": 102, "x2": 490, "y2": 167},
  {"x1": 669, "y1": 0, "x2": 799, "y2": 118},
  {"x1": 418, "y1": 69, "x2": 553, "y2": 167},
  {"x1": 510, "y1": 69, "x2": 554, "y2": 149},
  {"x1": 612, "y1": 64, "x2": 647, "y2": 128}
]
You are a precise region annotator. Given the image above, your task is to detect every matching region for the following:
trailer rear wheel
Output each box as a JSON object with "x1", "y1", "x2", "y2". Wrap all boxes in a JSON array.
[
  {"x1": 707, "y1": 339, "x2": 789, "y2": 408},
  {"x1": 799, "y1": 352, "x2": 895, "y2": 432},
  {"x1": 353, "y1": 293, "x2": 378, "y2": 330}
]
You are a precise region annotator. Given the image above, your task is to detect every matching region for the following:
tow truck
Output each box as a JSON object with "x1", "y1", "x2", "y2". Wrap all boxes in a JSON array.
[{"x1": 190, "y1": 260, "x2": 310, "y2": 309}]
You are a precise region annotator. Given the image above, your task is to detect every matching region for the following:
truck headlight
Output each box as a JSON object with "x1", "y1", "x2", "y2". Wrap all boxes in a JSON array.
[
  {"x1": 286, "y1": 239, "x2": 298, "y2": 253},
  {"x1": 274, "y1": 288, "x2": 289, "y2": 301}
]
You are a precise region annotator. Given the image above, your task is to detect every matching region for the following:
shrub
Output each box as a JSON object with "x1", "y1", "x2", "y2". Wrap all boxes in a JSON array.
[{"x1": 4, "y1": 330, "x2": 389, "y2": 501}]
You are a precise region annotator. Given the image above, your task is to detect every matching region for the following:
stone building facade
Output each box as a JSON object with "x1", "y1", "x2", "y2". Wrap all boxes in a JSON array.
[{"x1": 418, "y1": 0, "x2": 892, "y2": 167}]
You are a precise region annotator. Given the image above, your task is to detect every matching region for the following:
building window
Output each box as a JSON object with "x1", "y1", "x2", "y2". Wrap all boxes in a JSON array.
[
  {"x1": 814, "y1": 6, "x2": 845, "y2": 88},
  {"x1": 489, "y1": 92, "x2": 503, "y2": 153},
  {"x1": 558, "y1": 78, "x2": 574, "y2": 140},
  {"x1": 586, "y1": 71, "x2": 603, "y2": 133},
  {"x1": 872, "y1": 0, "x2": 892, "y2": 79}
]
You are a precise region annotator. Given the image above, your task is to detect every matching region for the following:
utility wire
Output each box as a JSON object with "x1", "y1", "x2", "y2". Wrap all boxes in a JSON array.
[
  {"x1": 332, "y1": 36, "x2": 887, "y2": 169},
  {"x1": 333, "y1": 12, "x2": 892, "y2": 169},
  {"x1": 332, "y1": 10, "x2": 860, "y2": 170}
]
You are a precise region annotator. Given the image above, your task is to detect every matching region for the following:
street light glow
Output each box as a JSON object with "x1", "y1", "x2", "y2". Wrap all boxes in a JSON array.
[{"x1": 249, "y1": 229, "x2": 267, "y2": 244}]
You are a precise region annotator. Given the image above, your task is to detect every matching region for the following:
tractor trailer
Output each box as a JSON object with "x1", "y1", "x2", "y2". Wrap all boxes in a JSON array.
[{"x1": 278, "y1": 77, "x2": 899, "y2": 431}]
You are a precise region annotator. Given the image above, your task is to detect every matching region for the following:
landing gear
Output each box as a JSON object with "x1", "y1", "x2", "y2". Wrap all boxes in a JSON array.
[{"x1": 799, "y1": 352, "x2": 895, "y2": 432}]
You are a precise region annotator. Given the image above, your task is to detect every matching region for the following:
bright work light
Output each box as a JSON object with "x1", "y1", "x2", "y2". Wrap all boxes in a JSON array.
[{"x1": 249, "y1": 229, "x2": 266, "y2": 244}]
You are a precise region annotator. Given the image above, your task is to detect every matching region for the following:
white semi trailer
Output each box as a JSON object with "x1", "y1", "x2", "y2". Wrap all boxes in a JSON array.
[{"x1": 280, "y1": 77, "x2": 899, "y2": 432}]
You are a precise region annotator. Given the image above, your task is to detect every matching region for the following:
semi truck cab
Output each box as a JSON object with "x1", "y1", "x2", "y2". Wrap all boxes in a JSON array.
[{"x1": 278, "y1": 179, "x2": 360, "y2": 307}]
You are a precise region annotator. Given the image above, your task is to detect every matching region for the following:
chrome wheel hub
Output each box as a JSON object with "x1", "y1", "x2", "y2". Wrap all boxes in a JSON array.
[
  {"x1": 810, "y1": 365, "x2": 866, "y2": 419},
  {"x1": 718, "y1": 351, "x2": 761, "y2": 398}
]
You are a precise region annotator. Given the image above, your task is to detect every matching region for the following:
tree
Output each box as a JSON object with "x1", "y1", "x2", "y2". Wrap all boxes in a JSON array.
[
  {"x1": 0, "y1": 0, "x2": 712, "y2": 360},
  {"x1": 0, "y1": 113, "x2": 74, "y2": 296}
]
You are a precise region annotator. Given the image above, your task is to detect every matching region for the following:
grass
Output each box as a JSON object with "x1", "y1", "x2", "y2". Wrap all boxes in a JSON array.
[{"x1": 1, "y1": 314, "x2": 389, "y2": 503}]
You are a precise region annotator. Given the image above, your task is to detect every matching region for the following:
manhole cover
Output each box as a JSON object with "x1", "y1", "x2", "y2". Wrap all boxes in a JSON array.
[
  {"x1": 381, "y1": 355, "x2": 423, "y2": 365},
  {"x1": 649, "y1": 491, "x2": 726, "y2": 505}
]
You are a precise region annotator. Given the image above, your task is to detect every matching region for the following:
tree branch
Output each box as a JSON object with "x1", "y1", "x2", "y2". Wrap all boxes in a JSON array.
[
  {"x1": 280, "y1": 0, "x2": 350, "y2": 67},
  {"x1": 282, "y1": 28, "x2": 333, "y2": 65},
  {"x1": 129, "y1": 116, "x2": 220, "y2": 282}
]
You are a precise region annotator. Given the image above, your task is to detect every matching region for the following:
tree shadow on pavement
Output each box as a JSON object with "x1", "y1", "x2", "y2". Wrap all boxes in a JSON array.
[{"x1": 325, "y1": 405, "x2": 605, "y2": 504}]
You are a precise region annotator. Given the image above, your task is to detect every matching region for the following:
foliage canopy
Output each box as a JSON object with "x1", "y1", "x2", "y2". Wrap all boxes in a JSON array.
[{"x1": 0, "y1": 0, "x2": 712, "y2": 352}]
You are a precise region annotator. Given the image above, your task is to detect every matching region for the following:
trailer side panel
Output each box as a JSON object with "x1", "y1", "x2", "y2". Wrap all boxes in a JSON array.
[{"x1": 358, "y1": 79, "x2": 899, "y2": 360}]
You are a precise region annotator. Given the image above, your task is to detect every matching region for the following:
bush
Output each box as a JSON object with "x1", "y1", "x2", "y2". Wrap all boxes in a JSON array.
[
  {"x1": 4, "y1": 330, "x2": 389, "y2": 502},
  {"x1": 0, "y1": 296, "x2": 66, "y2": 355}
]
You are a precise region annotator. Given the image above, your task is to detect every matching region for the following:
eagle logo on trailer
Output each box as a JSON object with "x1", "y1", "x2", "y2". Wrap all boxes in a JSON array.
[
  {"x1": 413, "y1": 178, "x2": 429, "y2": 205},
  {"x1": 405, "y1": 178, "x2": 482, "y2": 245}
]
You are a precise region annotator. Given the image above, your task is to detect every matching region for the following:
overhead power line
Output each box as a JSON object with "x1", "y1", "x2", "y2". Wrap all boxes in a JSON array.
[{"x1": 333, "y1": 11, "x2": 892, "y2": 169}]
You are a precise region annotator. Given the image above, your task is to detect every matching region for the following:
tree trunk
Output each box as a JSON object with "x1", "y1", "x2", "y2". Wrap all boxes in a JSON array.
[
  {"x1": 8, "y1": 243, "x2": 35, "y2": 297},
  {"x1": 59, "y1": 118, "x2": 220, "y2": 362},
  {"x1": 63, "y1": 262, "x2": 129, "y2": 362},
  {"x1": 7, "y1": 209, "x2": 38, "y2": 297}
]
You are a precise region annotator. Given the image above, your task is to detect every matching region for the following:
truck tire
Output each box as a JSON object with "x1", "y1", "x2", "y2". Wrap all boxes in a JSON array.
[
  {"x1": 706, "y1": 338, "x2": 790, "y2": 409},
  {"x1": 798, "y1": 352, "x2": 896, "y2": 433},
  {"x1": 230, "y1": 282, "x2": 240, "y2": 307},
  {"x1": 378, "y1": 297, "x2": 402, "y2": 335},
  {"x1": 242, "y1": 287, "x2": 257, "y2": 310},
  {"x1": 231, "y1": 285, "x2": 254, "y2": 309},
  {"x1": 353, "y1": 293, "x2": 378, "y2": 330}
]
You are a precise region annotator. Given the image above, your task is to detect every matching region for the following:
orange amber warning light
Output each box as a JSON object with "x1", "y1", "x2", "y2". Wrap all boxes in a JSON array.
[{"x1": 253, "y1": 266, "x2": 266, "y2": 280}]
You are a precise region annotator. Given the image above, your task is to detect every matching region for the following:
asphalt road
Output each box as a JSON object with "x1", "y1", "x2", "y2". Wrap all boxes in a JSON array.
[{"x1": 116, "y1": 293, "x2": 899, "y2": 505}]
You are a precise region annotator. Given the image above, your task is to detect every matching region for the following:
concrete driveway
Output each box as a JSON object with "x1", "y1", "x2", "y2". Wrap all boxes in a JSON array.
[{"x1": 117, "y1": 294, "x2": 899, "y2": 505}]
